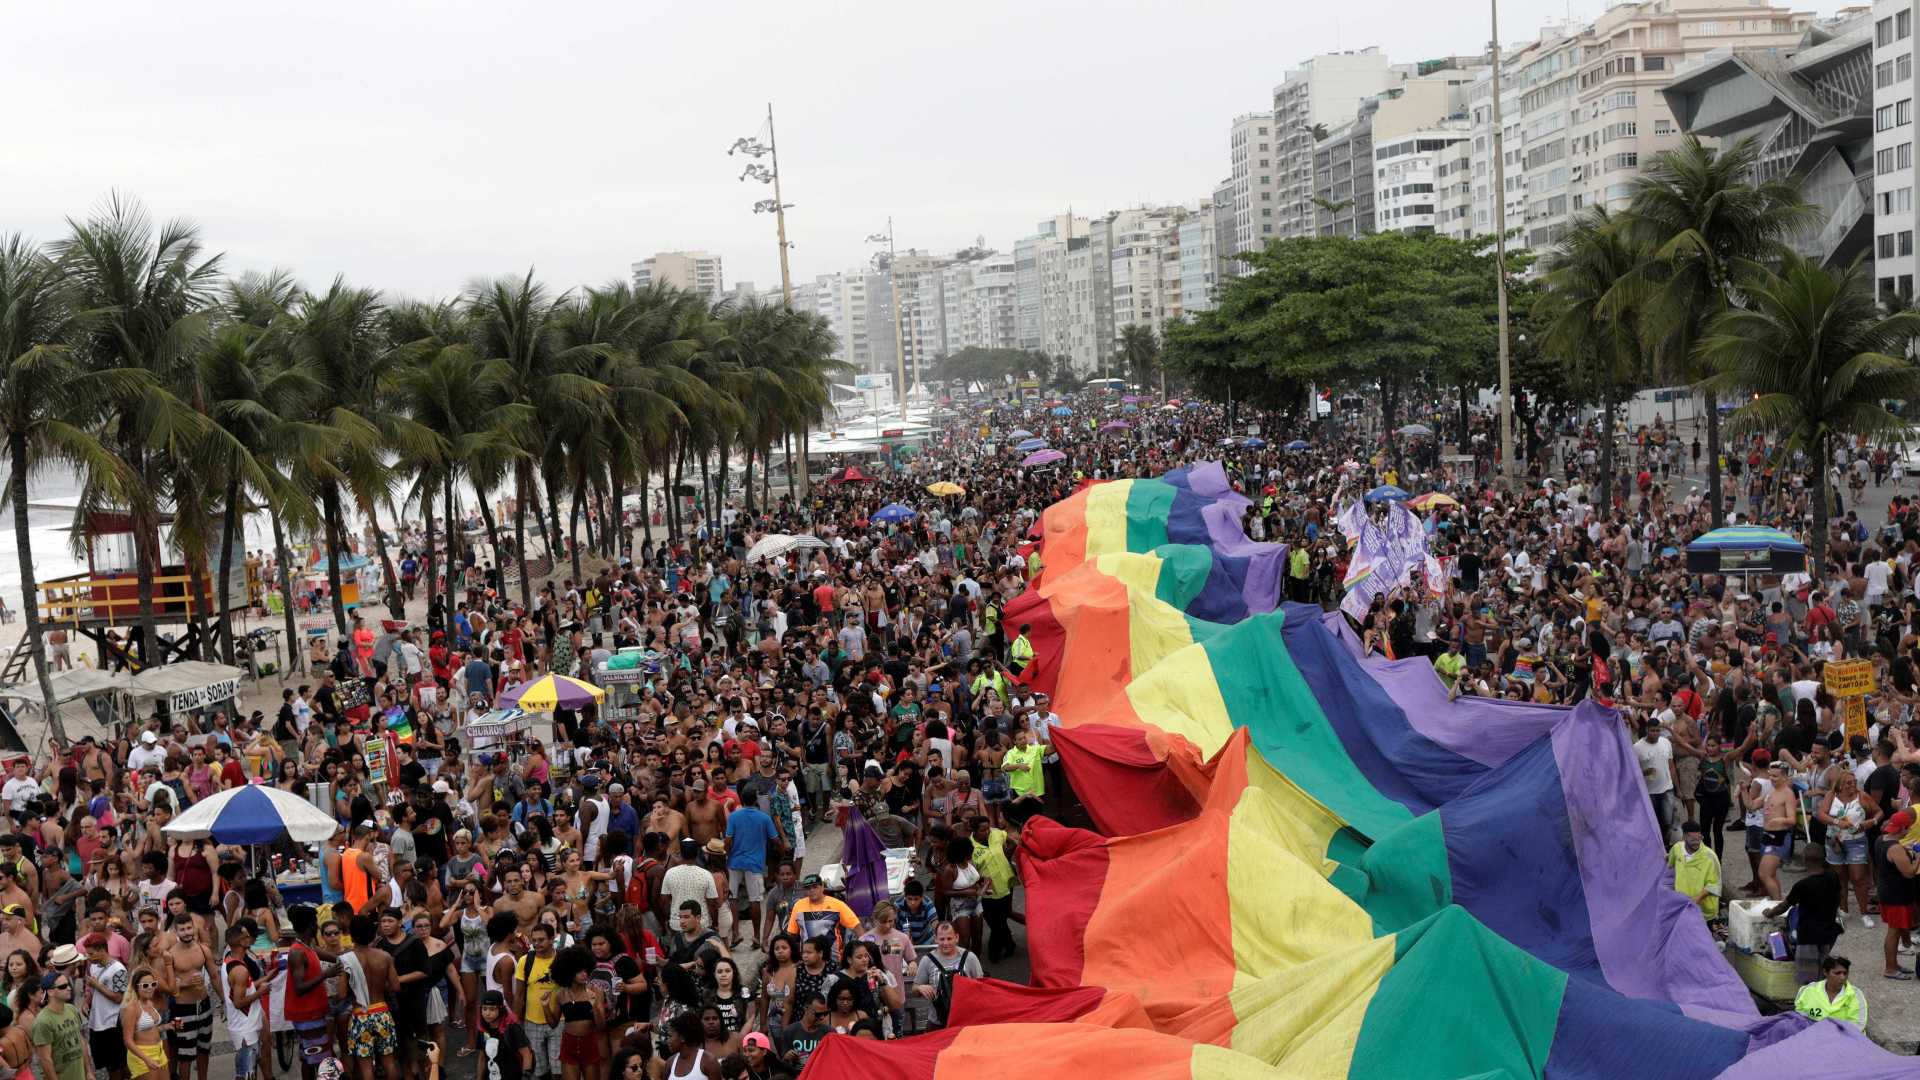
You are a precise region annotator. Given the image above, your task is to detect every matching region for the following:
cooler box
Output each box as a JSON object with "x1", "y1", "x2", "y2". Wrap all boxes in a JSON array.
[
  {"x1": 1727, "y1": 899, "x2": 1782, "y2": 953},
  {"x1": 1728, "y1": 947, "x2": 1800, "y2": 1001}
]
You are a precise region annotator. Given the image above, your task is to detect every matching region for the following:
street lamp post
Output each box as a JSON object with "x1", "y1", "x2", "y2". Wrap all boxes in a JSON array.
[
  {"x1": 1490, "y1": 0, "x2": 1516, "y2": 490},
  {"x1": 729, "y1": 106, "x2": 795, "y2": 309},
  {"x1": 867, "y1": 221, "x2": 908, "y2": 420}
]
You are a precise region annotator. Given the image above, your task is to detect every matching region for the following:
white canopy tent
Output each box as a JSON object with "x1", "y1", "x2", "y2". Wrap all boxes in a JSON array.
[
  {"x1": 0, "y1": 667, "x2": 133, "y2": 750},
  {"x1": 129, "y1": 661, "x2": 248, "y2": 715}
]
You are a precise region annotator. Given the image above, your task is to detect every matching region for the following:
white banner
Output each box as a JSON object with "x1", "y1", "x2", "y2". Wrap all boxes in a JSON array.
[{"x1": 169, "y1": 679, "x2": 240, "y2": 714}]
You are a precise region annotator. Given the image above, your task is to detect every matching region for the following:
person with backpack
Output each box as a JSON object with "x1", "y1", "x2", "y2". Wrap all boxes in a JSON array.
[{"x1": 909, "y1": 921, "x2": 981, "y2": 1029}]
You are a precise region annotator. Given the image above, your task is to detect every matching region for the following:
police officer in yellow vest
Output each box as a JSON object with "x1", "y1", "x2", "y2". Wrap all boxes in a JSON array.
[{"x1": 1008, "y1": 624, "x2": 1035, "y2": 675}]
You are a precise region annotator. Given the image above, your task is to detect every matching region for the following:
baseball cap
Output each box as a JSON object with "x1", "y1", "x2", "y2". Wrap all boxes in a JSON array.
[
  {"x1": 741, "y1": 1032, "x2": 772, "y2": 1050},
  {"x1": 1750, "y1": 749, "x2": 1772, "y2": 766},
  {"x1": 140, "y1": 731, "x2": 158, "y2": 744},
  {"x1": 37, "y1": 972, "x2": 60, "y2": 990},
  {"x1": 1, "y1": 904, "x2": 26, "y2": 918},
  {"x1": 432, "y1": 780, "x2": 452, "y2": 794},
  {"x1": 1885, "y1": 809, "x2": 1916, "y2": 836},
  {"x1": 800, "y1": 873, "x2": 823, "y2": 888},
  {"x1": 607, "y1": 783, "x2": 625, "y2": 795}
]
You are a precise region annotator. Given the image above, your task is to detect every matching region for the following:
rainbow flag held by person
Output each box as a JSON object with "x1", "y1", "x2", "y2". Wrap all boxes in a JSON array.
[{"x1": 796, "y1": 463, "x2": 1906, "y2": 1080}]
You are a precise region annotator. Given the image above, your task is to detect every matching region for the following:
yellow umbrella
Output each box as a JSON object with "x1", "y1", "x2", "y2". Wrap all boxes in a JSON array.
[
  {"x1": 1407, "y1": 492, "x2": 1460, "y2": 510},
  {"x1": 500, "y1": 674, "x2": 606, "y2": 712},
  {"x1": 926, "y1": 481, "x2": 966, "y2": 496}
]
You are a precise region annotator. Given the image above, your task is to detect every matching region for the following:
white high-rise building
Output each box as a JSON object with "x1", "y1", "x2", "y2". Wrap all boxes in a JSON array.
[
  {"x1": 1109, "y1": 205, "x2": 1189, "y2": 337},
  {"x1": 1177, "y1": 209, "x2": 1221, "y2": 315},
  {"x1": 1014, "y1": 214, "x2": 1089, "y2": 353},
  {"x1": 1228, "y1": 112, "x2": 1280, "y2": 256},
  {"x1": 630, "y1": 250, "x2": 725, "y2": 302},
  {"x1": 942, "y1": 253, "x2": 1018, "y2": 352},
  {"x1": 1272, "y1": 49, "x2": 1411, "y2": 239},
  {"x1": 1870, "y1": 0, "x2": 1915, "y2": 302}
]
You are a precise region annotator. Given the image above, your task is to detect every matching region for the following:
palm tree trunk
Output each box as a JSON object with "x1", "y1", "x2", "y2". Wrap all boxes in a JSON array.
[
  {"x1": 785, "y1": 431, "x2": 797, "y2": 500},
  {"x1": 743, "y1": 439, "x2": 756, "y2": 514},
  {"x1": 475, "y1": 483, "x2": 504, "y2": 576},
  {"x1": 639, "y1": 464, "x2": 654, "y2": 547},
  {"x1": 513, "y1": 464, "x2": 533, "y2": 611},
  {"x1": 422, "y1": 475, "x2": 439, "y2": 635},
  {"x1": 762, "y1": 440, "x2": 772, "y2": 508},
  {"x1": 1458, "y1": 383, "x2": 1470, "y2": 447},
  {"x1": 1704, "y1": 392, "x2": 1725, "y2": 527},
  {"x1": 543, "y1": 472, "x2": 565, "y2": 562},
  {"x1": 699, "y1": 446, "x2": 713, "y2": 526},
  {"x1": 270, "y1": 510, "x2": 302, "y2": 675},
  {"x1": 321, "y1": 482, "x2": 350, "y2": 636},
  {"x1": 185, "y1": 540, "x2": 214, "y2": 663},
  {"x1": 1599, "y1": 385, "x2": 1616, "y2": 514},
  {"x1": 362, "y1": 495, "x2": 402, "y2": 619},
  {"x1": 133, "y1": 497, "x2": 160, "y2": 668},
  {"x1": 11, "y1": 435, "x2": 65, "y2": 744},
  {"x1": 217, "y1": 478, "x2": 242, "y2": 666},
  {"x1": 1811, "y1": 430, "x2": 1829, "y2": 579},
  {"x1": 445, "y1": 474, "x2": 461, "y2": 624},
  {"x1": 568, "y1": 484, "x2": 585, "y2": 582}
]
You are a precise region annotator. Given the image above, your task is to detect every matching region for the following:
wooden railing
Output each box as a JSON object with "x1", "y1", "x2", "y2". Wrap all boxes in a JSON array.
[{"x1": 36, "y1": 572, "x2": 214, "y2": 626}]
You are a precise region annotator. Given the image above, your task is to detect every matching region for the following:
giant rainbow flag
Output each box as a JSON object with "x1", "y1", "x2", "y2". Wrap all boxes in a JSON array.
[{"x1": 801, "y1": 462, "x2": 1908, "y2": 1079}]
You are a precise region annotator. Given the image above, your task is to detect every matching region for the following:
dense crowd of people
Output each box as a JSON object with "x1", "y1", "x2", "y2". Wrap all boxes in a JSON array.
[{"x1": 0, "y1": 387, "x2": 1917, "y2": 1080}]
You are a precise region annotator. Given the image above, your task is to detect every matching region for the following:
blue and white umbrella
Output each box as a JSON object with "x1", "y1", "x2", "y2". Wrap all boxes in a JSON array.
[
  {"x1": 163, "y1": 784, "x2": 340, "y2": 844},
  {"x1": 1364, "y1": 484, "x2": 1411, "y2": 504},
  {"x1": 1008, "y1": 428, "x2": 1034, "y2": 439},
  {"x1": 872, "y1": 502, "x2": 917, "y2": 524},
  {"x1": 1015, "y1": 437, "x2": 1048, "y2": 452}
]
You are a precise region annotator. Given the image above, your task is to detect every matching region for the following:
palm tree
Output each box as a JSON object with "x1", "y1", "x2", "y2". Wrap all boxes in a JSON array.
[
  {"x1": 0, "y1": 236, "x2": 135, "y2": 740},
  {"x1": 1538, "y1": 207, "x2": 1648, "y2": 513},
  {"x1": 1698, "y1": 254, "x2": 1920, "y2": 576},
  {"x1": 54, "y1": 195, "x2": 221, "y2": 666},
  {"x1": 1613, "y1": 135, "x2": 1820, "y2": 527},
  {"x1": 1117, "y1": 325, "x2": 1160, "y2": 389},
  {"x1": 286, "y1": 279, "x2": 400, "y2": 634},
  {"x1": 466, "y1": 271, "x2": 607, "y2": 610},
  {"x1": 391, "y1": 302, "x2": 531, "y2": 622}
]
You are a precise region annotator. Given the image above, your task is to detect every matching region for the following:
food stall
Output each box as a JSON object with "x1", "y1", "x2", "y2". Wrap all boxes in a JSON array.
[
  {"x1": 463, "y1": 708, "x2": 534, "y2": 756},
  {"x1": 129, "y1": 661, "x2": 246, "y2": 724},
  {"x1": 594, "y1": 647, "x2": 658, "y2": 723}
]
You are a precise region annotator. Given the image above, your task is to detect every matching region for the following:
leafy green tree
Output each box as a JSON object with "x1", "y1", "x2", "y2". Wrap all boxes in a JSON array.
[
  {"x1": 1698, "y1": 254, "x2": 1920, "y2": 575},
  {"x1": 1614, "y1": 135, "x2": 1819, "y2": 526},
  {"x1": 1116, "y1": 325, "x2": 1160, "y2": 389}
]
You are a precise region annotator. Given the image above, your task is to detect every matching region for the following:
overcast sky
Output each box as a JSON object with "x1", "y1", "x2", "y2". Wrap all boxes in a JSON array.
[{"x1": 5, "y1": 0, "x2": 1848, "y2": 301}]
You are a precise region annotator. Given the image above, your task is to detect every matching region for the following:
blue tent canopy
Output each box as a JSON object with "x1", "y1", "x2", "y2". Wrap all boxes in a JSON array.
[{"x1": 1686, "y1": 525, "x2": 1806, "y2": 573}]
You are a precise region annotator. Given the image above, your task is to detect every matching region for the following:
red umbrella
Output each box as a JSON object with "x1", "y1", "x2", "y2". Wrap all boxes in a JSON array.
[{"x1": 826, "y1": 466, "x2": 876, "y2": 484}]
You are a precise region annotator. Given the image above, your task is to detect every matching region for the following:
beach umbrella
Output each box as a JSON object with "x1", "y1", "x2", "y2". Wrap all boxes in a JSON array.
[
  {"x1": 1015, "y1": 437, "x2": 1048, "y2": 451},
  {"x1": 1184, "y1": 401, "x2": 1205, "y2": 410},
  {"x1": 1243, "y1": 437, "x2": 1267, "y2": 448},
  {"x1": 1686, "y1": 525, "x2": 1806, "y2": 573},
  {"x1": 1008, "y1": 428, "x2": 1034, "y2": 439},
  {"x1": 1121, "y1": 403, "x2": 1139, "y2": 413},
  {"x1": 1121, "y1": 394, "x2": 1143, "y2": 403},
  {"x1": 1051, "y1": 406, "x2": 1074, "y2": 416},
  {"x1": 1397, "y1": 423, "x2": 1435, "y2": 437},
  {"x1": 872, "y1": 502, "x2": 918, "y2": 524},
  {"x1": 500, "y1": 674, "x2": 607, "y2": 712},
  {"x1": 1099, "y1": 420, "x2": 1130, "y2": 432},
  {"x1": 745, "y1": 533, "x2": 827, "y2": 563},
  {"x1": 1159, "y1": 403, "x2": 1180, "y2": 411},
  {"x1": 926, "y1": 481, "x2": 966, "y2": 496},
  {"x1": 1284, "y1": 440, "x2": 1311, "y2": 451},
  {"x1": 1022, "y1": 449, "x2": 1067, "y2": 467},
  {"x1": 1167, "y1": 399, "x2": 1183, "y2": 406},
  {"x1": 164, "y1": 784, "x2": 341, "y2": 844},
  {"x1": 1363, "y1": 484, "x2": 1411, "y2": 504},
  {"x1": 1407, "y1": 492, "x2": 1460, "y2": 511}
]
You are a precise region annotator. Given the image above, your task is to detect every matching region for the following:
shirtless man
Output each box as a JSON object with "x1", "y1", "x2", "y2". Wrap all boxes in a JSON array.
[
  {"x1": 1757, "y1": 759, "x2": 1800, "y2": 900},
  {"x1": 493, "y1": 866, "x2": 543, "y2": 933},
  {"x1": 322, "y1": 825, "x2": 347, "y2": 902},
  {"x1": 685, "y1": 780, "x2": 729, "y2": 848},
  {"x1": 340, "y1": 913, "x2": 400, "y2": 1080},
  {"x1": 162, "y1": 911, "x2": 220, "y2": 1080},
  {"x1": 644, "y1": 798, "x2": 688, "y2": 846}
]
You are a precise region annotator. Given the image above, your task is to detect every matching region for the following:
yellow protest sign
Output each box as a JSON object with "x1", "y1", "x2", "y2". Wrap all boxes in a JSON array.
[
  {"x1": 1842, "y1": 696, "x2": 1868, "y2": 740},
  {"x1": 1823, "y1": 659, "x2": 1876, "y2": 698}
]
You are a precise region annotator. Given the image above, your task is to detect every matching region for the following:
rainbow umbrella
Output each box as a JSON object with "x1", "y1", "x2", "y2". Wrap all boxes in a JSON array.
[
  {"x1": 1408, "y1": 492, "x2": 1460, "y2": 510},
  {"x1": 499, "y1": 674, "x2": 606, "y2": 712}
]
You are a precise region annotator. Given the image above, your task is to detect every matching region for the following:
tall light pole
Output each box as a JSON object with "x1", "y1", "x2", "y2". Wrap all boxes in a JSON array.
[
  {"x1": 1490, "y1": 0, "x2": 1515, "y2": 490},
  {"x1": 867, "y1": 221, "x2": 907, "y2": 419},
  {"x1": 729, "y1": 105, "x2": 795, "y2": 309}
]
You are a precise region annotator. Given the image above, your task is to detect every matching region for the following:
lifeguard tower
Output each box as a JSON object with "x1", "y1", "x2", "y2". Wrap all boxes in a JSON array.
[{"x1": 4, "y1": 507, "x2": 242, "y2": 681}]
